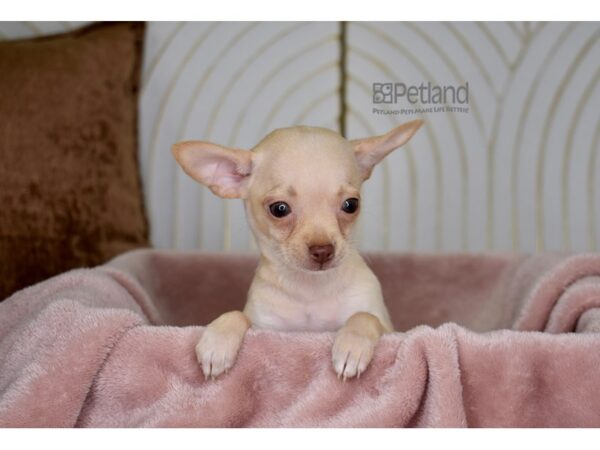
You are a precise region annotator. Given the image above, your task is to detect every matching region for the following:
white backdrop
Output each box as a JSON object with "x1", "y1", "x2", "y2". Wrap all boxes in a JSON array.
[{"x1": 2, "y1": 22, "x2": 599, "y2": 253}]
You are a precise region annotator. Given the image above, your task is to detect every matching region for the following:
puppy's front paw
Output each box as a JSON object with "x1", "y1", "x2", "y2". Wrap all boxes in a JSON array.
[
  {"x1": 332, "y1": 328, "x2": 377, "y2": 380},
  {"x1": 196, "y1": 325, "x2": 244, "y2": 380}
]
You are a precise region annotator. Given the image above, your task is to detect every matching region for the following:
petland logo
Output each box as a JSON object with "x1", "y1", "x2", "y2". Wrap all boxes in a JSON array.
[{"x1": 372, "y1": 82, "x2": 470, "y2": 115}]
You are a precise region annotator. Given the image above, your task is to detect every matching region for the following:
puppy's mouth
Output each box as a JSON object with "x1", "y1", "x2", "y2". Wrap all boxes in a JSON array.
[
  {"x1": 305, "y1": 258, "x2": 338, "y2": 272},
  {"x1": 313, "y1": 263, "x2": 332, "y2": 272}
]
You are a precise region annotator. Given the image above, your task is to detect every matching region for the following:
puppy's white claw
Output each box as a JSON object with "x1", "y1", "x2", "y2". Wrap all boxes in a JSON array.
[
  {"x1": 200, "y1": 351, "x2": 213, "y2": 379},
  {"x1": 333, "y1": 348, "x2": 350, "y2": 379}
]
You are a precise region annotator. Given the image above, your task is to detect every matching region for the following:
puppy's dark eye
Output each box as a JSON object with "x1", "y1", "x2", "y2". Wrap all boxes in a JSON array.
[
  {"x1": 342, "y1": 198, "x2": 359, "y2": 214},
  {"x1": 269, "y1": 201, "x2": 291, "y2": 218}
]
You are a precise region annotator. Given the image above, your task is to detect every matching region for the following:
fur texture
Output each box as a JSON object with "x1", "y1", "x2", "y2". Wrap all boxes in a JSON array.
[{"x1": 1, "y1": 249, "x2": 600, "y2": 427}]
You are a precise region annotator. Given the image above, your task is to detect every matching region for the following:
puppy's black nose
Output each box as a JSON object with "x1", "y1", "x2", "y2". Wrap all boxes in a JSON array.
[{"x1": 309, "y1": 244, "x2": 334, "y2": 264}]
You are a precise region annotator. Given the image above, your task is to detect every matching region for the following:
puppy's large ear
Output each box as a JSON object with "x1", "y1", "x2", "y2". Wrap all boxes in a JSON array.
[
  {"x1": 351, "y1": 119, "x2": 424, "y2": 180},
  {"x1": 172, "y1": 141, "x2": 252, "y2": 199}
]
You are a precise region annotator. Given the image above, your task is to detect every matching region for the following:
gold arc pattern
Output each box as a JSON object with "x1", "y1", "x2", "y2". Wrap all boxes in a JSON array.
[
  {"x1": 485, "y1": 23, "x2": 544, "y2": 249},
  {"x1": 509, "y1": 23, "x2": 572, "y2": 250},
  {"x1": 561, "y1": 66, "x2": 600, "y2": 250},
  {"x1": 588, "y1": 119, "x2": 600, "y2": 250},
  {"x1": 142, "y1": 22, "x2": 187, "y2": 90},
  {"x1": 146, "y1": 21, "x2": 219, "y2": 246},
  {"x1": 2, "y1": 22, "x2": 598, "y2": 253},
  {"x1": 535, "y1": 28, "x2": 600, "y2": 251}
]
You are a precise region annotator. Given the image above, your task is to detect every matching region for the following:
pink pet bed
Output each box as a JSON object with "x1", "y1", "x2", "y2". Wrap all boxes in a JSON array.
[{"x1": 1, "y1": 250, "x2": 600, "y2": 427}]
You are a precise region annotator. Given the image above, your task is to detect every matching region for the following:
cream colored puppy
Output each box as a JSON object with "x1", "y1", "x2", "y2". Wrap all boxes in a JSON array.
[{"x1": 172, "y1": 119, "x2": 423, "y2": 380}]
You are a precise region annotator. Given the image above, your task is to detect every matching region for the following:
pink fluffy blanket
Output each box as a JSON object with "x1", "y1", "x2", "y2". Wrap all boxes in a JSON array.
[{"x1": 1, "y1": 250, "x2": 600, "y2": 427}]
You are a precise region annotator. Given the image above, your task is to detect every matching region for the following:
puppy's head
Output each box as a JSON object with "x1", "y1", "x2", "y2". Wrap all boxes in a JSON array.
[{"x1": 173, "y1": 120, "x2": 423, "y2": 272}]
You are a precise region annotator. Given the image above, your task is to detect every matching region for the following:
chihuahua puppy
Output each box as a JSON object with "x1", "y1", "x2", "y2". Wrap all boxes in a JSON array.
[{"x1": 172, "y1": 119, "x2": 423, "y2": 380}]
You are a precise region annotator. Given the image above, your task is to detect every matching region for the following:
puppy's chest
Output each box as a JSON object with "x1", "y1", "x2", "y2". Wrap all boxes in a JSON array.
[
  {"x1": 292, "y1": 300, "x2": 346, "y2": 331},
  {"x1": 253, "y1": 290, "x2": 363, "y2": 332}
]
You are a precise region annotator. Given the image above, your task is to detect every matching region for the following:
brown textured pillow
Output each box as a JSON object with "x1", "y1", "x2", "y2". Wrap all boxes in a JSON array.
[{"x1": 0, "y1": 22, "x2": 149, "y2": 300}]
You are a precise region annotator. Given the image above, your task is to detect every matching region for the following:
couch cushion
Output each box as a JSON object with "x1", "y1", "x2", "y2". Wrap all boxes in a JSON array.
[{"x1": 0, "y1": 22, "x2": 149, "y2": 300}]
